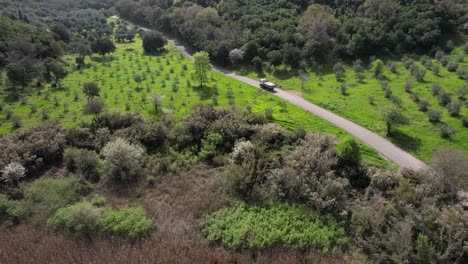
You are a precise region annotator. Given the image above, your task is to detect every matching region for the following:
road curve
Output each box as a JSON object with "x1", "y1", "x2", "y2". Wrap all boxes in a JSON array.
[{"x1": 118, "y1": 16, "x2": 430, "y2": 171}]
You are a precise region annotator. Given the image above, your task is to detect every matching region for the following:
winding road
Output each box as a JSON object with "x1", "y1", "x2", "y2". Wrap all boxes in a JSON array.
[{"x1": 118, "y1": 16, "x2": 430, "y2": 171}]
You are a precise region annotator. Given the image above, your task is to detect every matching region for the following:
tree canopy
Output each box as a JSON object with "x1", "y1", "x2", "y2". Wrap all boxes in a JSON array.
[{"x1": 192, "y1": 51, "x2": 212, "y2": 87}]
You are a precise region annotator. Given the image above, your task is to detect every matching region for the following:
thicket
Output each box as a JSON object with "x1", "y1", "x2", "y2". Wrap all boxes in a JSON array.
[
  {"x1": 48, "y1": 202, "x2": 153, "y2": 239},
  {"x1": 0, "y1": 106, "x2": 466, "y2": 262},
  {"x1": 202, "y1": 202, "x2": 348, "y2": 251}
]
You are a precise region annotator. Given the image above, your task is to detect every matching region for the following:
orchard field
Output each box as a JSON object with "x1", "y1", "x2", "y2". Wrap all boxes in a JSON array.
[
  {"x1": 243, "y1": 48, "x2": 468, "y2": 163},
  {"x1": 0, "y1": 20, "x2": 387, "y2": 166}
]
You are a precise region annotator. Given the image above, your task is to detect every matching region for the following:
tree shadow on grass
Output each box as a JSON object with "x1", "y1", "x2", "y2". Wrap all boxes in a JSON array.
[
  {"x1": 192, "y1": 85, "x2": 213, "y2": 100},
  {"x1": 91, "y1": 56, "x2": 115, "y2": 63},
  {"x1": 390, "y1": 130, "x2": 423, "y2": 152}
]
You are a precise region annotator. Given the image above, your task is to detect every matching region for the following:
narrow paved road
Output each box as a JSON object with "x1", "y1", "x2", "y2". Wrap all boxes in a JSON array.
[{"x1": 119, "y1": 16, "x2": 430, "y2": 171}]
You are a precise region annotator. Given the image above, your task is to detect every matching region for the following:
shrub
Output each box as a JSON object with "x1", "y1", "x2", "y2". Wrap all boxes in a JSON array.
[
  {"x1": 10, "y1": 115, "x2": 22, "y2": 129},
  {"x1": 432, "y1": 65, "x2": 440, "y2": 75},
  {"x1": 90, "y1": 195, "x2": 107, "y2": 207},
  {"x1": 63, "y1": 148, "x2": 101, "y2": 182},
  {"x1": 404, "y1": 79, "x2": 413, "y2": 93},
  {"x1": 439, "y1": 124, "x2": 455, "y2": 138},
  {"x1": 1, "y1": 162, "x2": 25, "y2": 187},
  {"x1": 446, "y1": 102, "x2": 461, "y2": 117},
  {"x1": 410, "y1": 64, "x2": 426, "y2": 82},
  {"x1": 202, "y1": 202, "x2": 348, "y2": 251},
  {"x1": 432, "y1": 148, "x2": 468, "y2": 190},
  {"x1": 427, "y1": 109, "x2": 442, "y2": 123},
  {"x1": 457, "y1": 68, "x2": 467, "y2": 80},
  {"x1": 85, "y1": 98, "x2": 105, "y2": 115},
  {"x1": 368, "y1": 168, "x2": 399, "y2": 191},
  {"x1": 415, "y1": 234, "x2": 435, "y2": 263},
  {"x1": 198, "y1": 133, "x2": 223, "y2": 162},
  {"x1": 418, "y1": 100, "x2": 429, "y2": 112},
  {"x1": 438, "y1": 92, "x2": 451, "y2": 106},
  {"x1": 333, "y1": 62, "x2": 345, "y2": 80},
  {"x1": 142, "y1": 31, "x2": 167, "y2": 53},
  {"x1": 431, "y1": 84, "x2": 442, "y2": 96},
  {"x1": 267, "y1": 133, "x2": 349, "y2": 213},
  {"x1": 446, "y1": 62, "x2": 458, "y2": 72},
  {"x1": 372, "y1": 59, "x2": 384, "y2": 77},
  {"x1": 462, "y1": 117, "x2": 468, "y2": 128},
  {"x1": 0, "y1": 122, "x2": 66, "y2": 176},
  {"x1": 25, "y1": 177, "x2": 80, "y2": 223},
  {"x1": 0, "y1": 195, "x2": 24, "y2": 224},
  {"x1": 47, "y1": 201, "x2": 102, "y2": 237},
  {"x1": 100, "y1": 207, "x2": 153, "y2": 239},
  {"x1": 102, "y1": 138, "x2": 144, "y2": 183},
  {"x1": 336, "y1": 138, "x2": 361, "y2": 165},
  {"x1": 410, "y1": 92, "x2": 420, "y2": 102}
]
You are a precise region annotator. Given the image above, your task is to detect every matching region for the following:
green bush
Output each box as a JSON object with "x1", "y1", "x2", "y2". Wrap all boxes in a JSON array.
[
  {"x1": 100, "y1": 207, "x2": 153, "y2": 239},
  {"x1": 25, "y1": 177, "x2": 80, "y2": 223},
  {"x1": 198, "y1": 133, "x2": 223, "y2": 162},
  {"x1": 202, "y1": 202, "x2": 348, "y2": 252},
  {"x1": 0, "y1": 195, "x2": 24, "y2": 224},
  {"x1": 64, "y1": 148, "x2": 101, "y2": 182},
  {"x1": 48, "y1": 201, "x2": 102, "y2": 237},
  {"x1": 336, "y1": 138, "x2": 361, "y2": 165},
  {"x1": 90, "y1": 195, "x2": 107, "y2": 207}
]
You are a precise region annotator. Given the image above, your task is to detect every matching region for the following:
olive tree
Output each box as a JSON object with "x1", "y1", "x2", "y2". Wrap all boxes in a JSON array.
[{"x1": 381, "y1": 106, "x2": 409, "y2": 136}]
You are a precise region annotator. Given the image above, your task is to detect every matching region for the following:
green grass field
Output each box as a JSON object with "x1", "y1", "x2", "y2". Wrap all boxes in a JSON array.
[
  {"x1": 0, "y1": 24, "x2": 388, "y2": 167},
  {"x1": 242, "y1": 49, "x2": 468, "y2": 163}
]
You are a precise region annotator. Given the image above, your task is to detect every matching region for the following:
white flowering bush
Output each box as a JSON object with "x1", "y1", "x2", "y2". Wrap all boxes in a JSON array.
[
  {"x1": 230, "y1": 140, "x2": 254, "y2": 164},
  {"x1": 1, "y1": 162, "x2": 25, "y2": 186},
  {"x1": 102, "y1": 138, "x2": 144, "y2": 182}
]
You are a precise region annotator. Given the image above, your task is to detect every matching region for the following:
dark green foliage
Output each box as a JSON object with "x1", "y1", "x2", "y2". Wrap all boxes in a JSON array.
[
  {"x1": 91, "y1": 38, "x2": 116, "y2": 56},
  {"x1": 336, "y1": 138, "x2": 361, "y2": 165},
  {"x1": 198, "y1": 133, "x2": 223, "y2": 162},
  {"x1": 439, "y1": 124, "x2": 455, "y2": 138},
  {"x1": 446, "y1": 61, "x2": 458, "y2": 72},
  {"x1": 431, "y1": 84, "x2": 442, "y2": 96},
  {"x1": 462, "y1": 117, "x2": 468, "y2": 128},
  {"x1": 427, "y1": 109, "x2": 442, "y2": 123},
  {"x1": 0, "y1": 195, "x2": 24, "y2": 224},
  {"x1": 85, "y1": 98, "x2": 105, "y2": 115},
  {"x1": 333, "y1": 62, "x2": 345, "y2": 81},
  {"x1": 437, "y1": 92, "x2": 451, "y2": 106},
  {"x1": 381, "y1": 106, "x2": 409, "y2": 136},
  {"x1": 82, "y1": 82, "x2": 100, "y2": 101},
  {"x1": 141, "y1": 31, "x2": 167, "y2": 53},
  {"x1": 446, "y1": 101, "x2": 461, "y2": 117},
  {"x1": 418, "y1": 100, "x2": 429, "y2": 112},
  {"x1": 117, "y1": 0, "x2": 460, "y2": 65}
]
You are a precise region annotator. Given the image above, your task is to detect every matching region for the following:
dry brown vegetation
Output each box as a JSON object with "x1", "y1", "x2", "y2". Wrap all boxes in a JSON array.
[
  {"x1": 0, "y1": 225, "x2": 363, "y2": 264},
  {"x1": 0, "y1": 164, "x2": 364, "y2": 264}
]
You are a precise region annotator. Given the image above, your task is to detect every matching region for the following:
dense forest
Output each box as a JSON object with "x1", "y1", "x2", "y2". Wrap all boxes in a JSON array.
[{"x1": 116, "y1": 0, "x2": 467, "y2": 66}]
